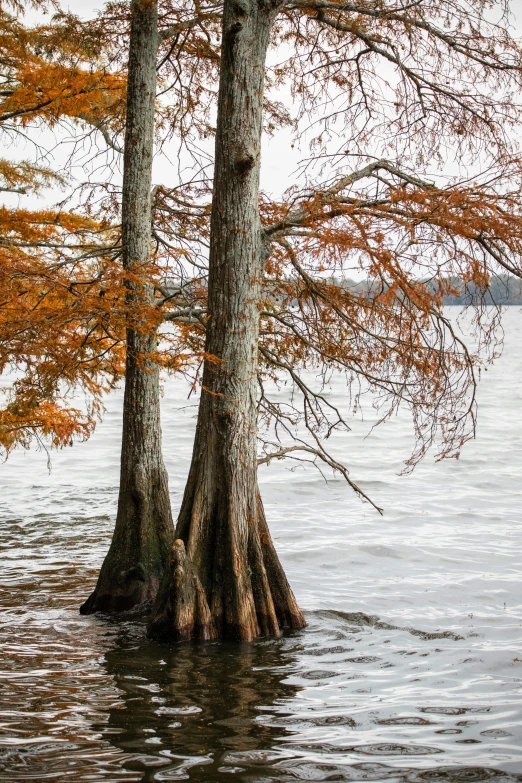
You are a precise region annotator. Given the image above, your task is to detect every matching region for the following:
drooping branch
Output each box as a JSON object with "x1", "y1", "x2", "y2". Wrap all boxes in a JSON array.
[{"x1": 258, "y1": 442, "x2": 383, "y2": 513}]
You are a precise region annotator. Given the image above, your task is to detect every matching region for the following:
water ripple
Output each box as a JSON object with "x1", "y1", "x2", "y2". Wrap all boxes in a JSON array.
[{"x1": 1, "y1": 310, "x2": 522, "y2": 781}]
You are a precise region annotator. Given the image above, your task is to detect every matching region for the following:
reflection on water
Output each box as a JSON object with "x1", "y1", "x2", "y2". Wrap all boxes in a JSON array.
[
  {"x1": 1, "y1": 310, "x2": 522, "y2": 781},
  {"x1": 100, "y1": 623, "x2": 302, "y2": 781}
]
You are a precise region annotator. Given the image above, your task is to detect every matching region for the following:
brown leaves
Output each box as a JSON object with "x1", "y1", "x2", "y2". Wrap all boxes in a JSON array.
[{"x1": 256, "y1": 157, "x2": 522, "y2": 471}]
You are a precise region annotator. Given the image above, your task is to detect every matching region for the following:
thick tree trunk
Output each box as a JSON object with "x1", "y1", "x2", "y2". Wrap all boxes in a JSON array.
[
  {"x1": 81, "y1": 0, "x2": 174, "y2": 615},
  {"x1": 148, "y1": 0, "x2": 305, "y2": 641}
]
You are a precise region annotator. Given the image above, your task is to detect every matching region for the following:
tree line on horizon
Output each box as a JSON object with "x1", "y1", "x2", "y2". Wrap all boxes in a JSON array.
[
  {"x1": 337, "y1": 273, "x2": 522, "y2": 305},
  {"x1": 2, "y1": 0, "x2": 522, "y2": 642}
]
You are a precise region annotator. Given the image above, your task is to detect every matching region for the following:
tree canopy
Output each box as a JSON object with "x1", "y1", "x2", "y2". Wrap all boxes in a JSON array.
[{"x1": 2, "y1": 0, "x2": 522, "y2": 493}]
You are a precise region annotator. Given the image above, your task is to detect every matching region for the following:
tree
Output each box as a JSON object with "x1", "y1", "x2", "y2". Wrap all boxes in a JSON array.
[
  {"x1": 148, "y1": 0, "x2": 522, "y2": 641},
  {"x1": 0, "y1": 204, "x2": 124, "y2": 458},
  {"x1": 5, "y1": 0, "x2": 522, "y2": 633},
  {"x1": 0, "y1": 0, "x2": 218, "y2": 612},
  {"x1": 78, "y1": 0, "x2": 224, "y2": 614},
  {"x1": 148, "y1": 0, "x2": 311, "y2": 643},
  {"x1": 79, "y1": 0, "x2": 179, "y2": 613},
  {"x1": 0, "y1": 2, "x2": 175, "y2": 613}
]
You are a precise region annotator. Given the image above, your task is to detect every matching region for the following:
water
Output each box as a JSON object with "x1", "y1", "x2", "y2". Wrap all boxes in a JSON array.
[{"x1": 1, "y1": 309, "x2": 522, "y2": 782}]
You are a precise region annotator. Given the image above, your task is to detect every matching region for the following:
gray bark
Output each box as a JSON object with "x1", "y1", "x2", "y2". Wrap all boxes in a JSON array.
[
  {"x1": 148, "y1": 0, "x2": 305, "y2": 641},
  {"x1": 81, "y1": 0, "x2": 174, "y2": 615}
]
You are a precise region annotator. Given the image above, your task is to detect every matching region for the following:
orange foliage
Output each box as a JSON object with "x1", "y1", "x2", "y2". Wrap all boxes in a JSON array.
[
  {"x1": 0, "y1": 209, "x2": 126, "y2": 455},
  {"x1": 0, "y1": 2, "x2": 128, "y2": 457},
  {"x1": 256, "y1": 160, "x2": 522, "y2": 469},
  {"x1": 0, "y1": 7, "x2": 126, "y2": 127}
]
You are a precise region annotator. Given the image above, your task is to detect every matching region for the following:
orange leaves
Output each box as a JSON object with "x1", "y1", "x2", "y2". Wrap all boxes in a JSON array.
[
  {"x1": 2, "y1": 0, "x2": 521, "y2": 483},
  {"x1": 0, "y1": 206, "x2": 100, "y2": 242},
  {"x1": 0, "y1": 194, "x2": 206, "y2": 458},
  {"x1": 0, "y1": 206, "x2": 126, "y2": 456},
  {"x1": 0, "y1": 3, "x2": 212, "y2": 459},
  {"x1": 0, "y1": 63, "x2": 126, "y2": 126},
  {"x1": 0, "y1": 396, "x2": 95, "y2": 457},
  {"x1": 0, "y1": 7, "x2": 126, "y2": 131},
  {"x1": 257, "y1": 155, "x2": 522, "y2": 470},
  {"x1": 461, "y1": 258, "x2": 490, "y2": 292},
  {"x1": 0, "y1": 160, "x2": 65, "y2": 193}
]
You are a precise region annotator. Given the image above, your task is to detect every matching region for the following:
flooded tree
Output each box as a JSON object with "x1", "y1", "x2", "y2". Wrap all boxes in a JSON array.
[
  {"x1": 0, "y1": 4, "x2": 173, "y2": 614},
  {"x1": 148, "y1": 0, "x2": 522, "y2": 641},
  {"x1": 4, "y1": 0, "x2": 522, "y2": 634},
  {"x1": 147, "y1": 0, "x2": 309, "y2": 643},
  {"x1": 0, "y1": 2, "x2": 216, "y2": 611},
  {"x1": 0, "y1": 1, "x2": 177, "y2": 614},
  {"x1": 149, "y1": 8, "x2": 308, "y2": 642},
  {"x1": 80, "y1": 0, "x2": 176, "y2": 614},
  {"x1": 1, "y1": 1, "x2": 213, "y2": 617}
]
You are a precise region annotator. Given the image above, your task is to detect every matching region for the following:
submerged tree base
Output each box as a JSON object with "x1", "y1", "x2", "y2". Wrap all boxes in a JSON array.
[
  {"x1": 80, "y1": 571, "x2": 161, "y2": 615},
  {"x1": 147, "y1": 498, "x2": 306, "y2": 642},
  {"x1": 80, "y1": 466, "x2": 175, "y2": 615},
  {"x1": 80, "y1": 539, "x2": 174, "y2": 615}
]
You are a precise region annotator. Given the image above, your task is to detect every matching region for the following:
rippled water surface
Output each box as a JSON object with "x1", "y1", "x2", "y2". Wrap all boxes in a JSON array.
[{"x1": 1, "y1": 309, "x2": 522, "y2": 782}]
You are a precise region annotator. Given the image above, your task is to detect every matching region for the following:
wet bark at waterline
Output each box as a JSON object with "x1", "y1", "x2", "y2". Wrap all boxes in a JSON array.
[
  {"x1": 80, "y1": 0, "x2": 174, "y2": 615},
  {"x1": 80, "y1": 330, "x2": 174, "y2": 614},
  {"x1": 147, "y1": 0, "x2": 306, "y2": 641}
]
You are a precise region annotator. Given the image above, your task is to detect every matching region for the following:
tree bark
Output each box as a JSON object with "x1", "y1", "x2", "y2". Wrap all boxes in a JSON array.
[
  {"x1": 148, "y1": 0, "x2": 306, "y2": 641},
  {"x1": 81, "y1": 0, "x2": 174, "y2": 615}
]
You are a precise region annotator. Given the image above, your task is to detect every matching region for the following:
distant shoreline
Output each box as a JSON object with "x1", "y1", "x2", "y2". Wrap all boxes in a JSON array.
[{"x1": 340, "y1": 273, "x2": 522, "y2": 306}]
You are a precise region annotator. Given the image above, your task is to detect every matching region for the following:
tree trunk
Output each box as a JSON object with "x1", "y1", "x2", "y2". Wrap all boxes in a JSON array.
[
  {"x1": 81, "y1": 0, "x2": 174, "y2": 615},
  {"x1": 147, "y1": 0, "x2": 306, "y2": 641}
]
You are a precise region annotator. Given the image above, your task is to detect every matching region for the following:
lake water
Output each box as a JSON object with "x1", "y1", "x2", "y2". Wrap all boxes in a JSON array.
[{"x1": 1, "y1": 309, "x2": 522, "y2": 782}]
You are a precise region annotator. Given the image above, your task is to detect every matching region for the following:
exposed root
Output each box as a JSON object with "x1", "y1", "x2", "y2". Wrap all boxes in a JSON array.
[
  {"x1": 147, "y1": 540, "x2": 216, "y2": 641},
  {"x1": 148, "y1": 499, "x2": 306, "y2": 642}
]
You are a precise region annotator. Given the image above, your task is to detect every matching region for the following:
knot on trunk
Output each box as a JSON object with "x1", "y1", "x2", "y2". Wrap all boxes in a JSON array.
[
  {"x1": 226, "y1": 20, "x2": 243, "y2": 47},
  {"x1": 124, "y1": 563, "x2": 146, "y2": 583},
  {"x1": 258, "y1": 0, "x2": 281, "y2": 10},
  {"x1": 233, "y1": 2, "x2": 248, "y2": 18},
  {"x1": 235, "y1": 154, "x2": 256, "y2": 175}
]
